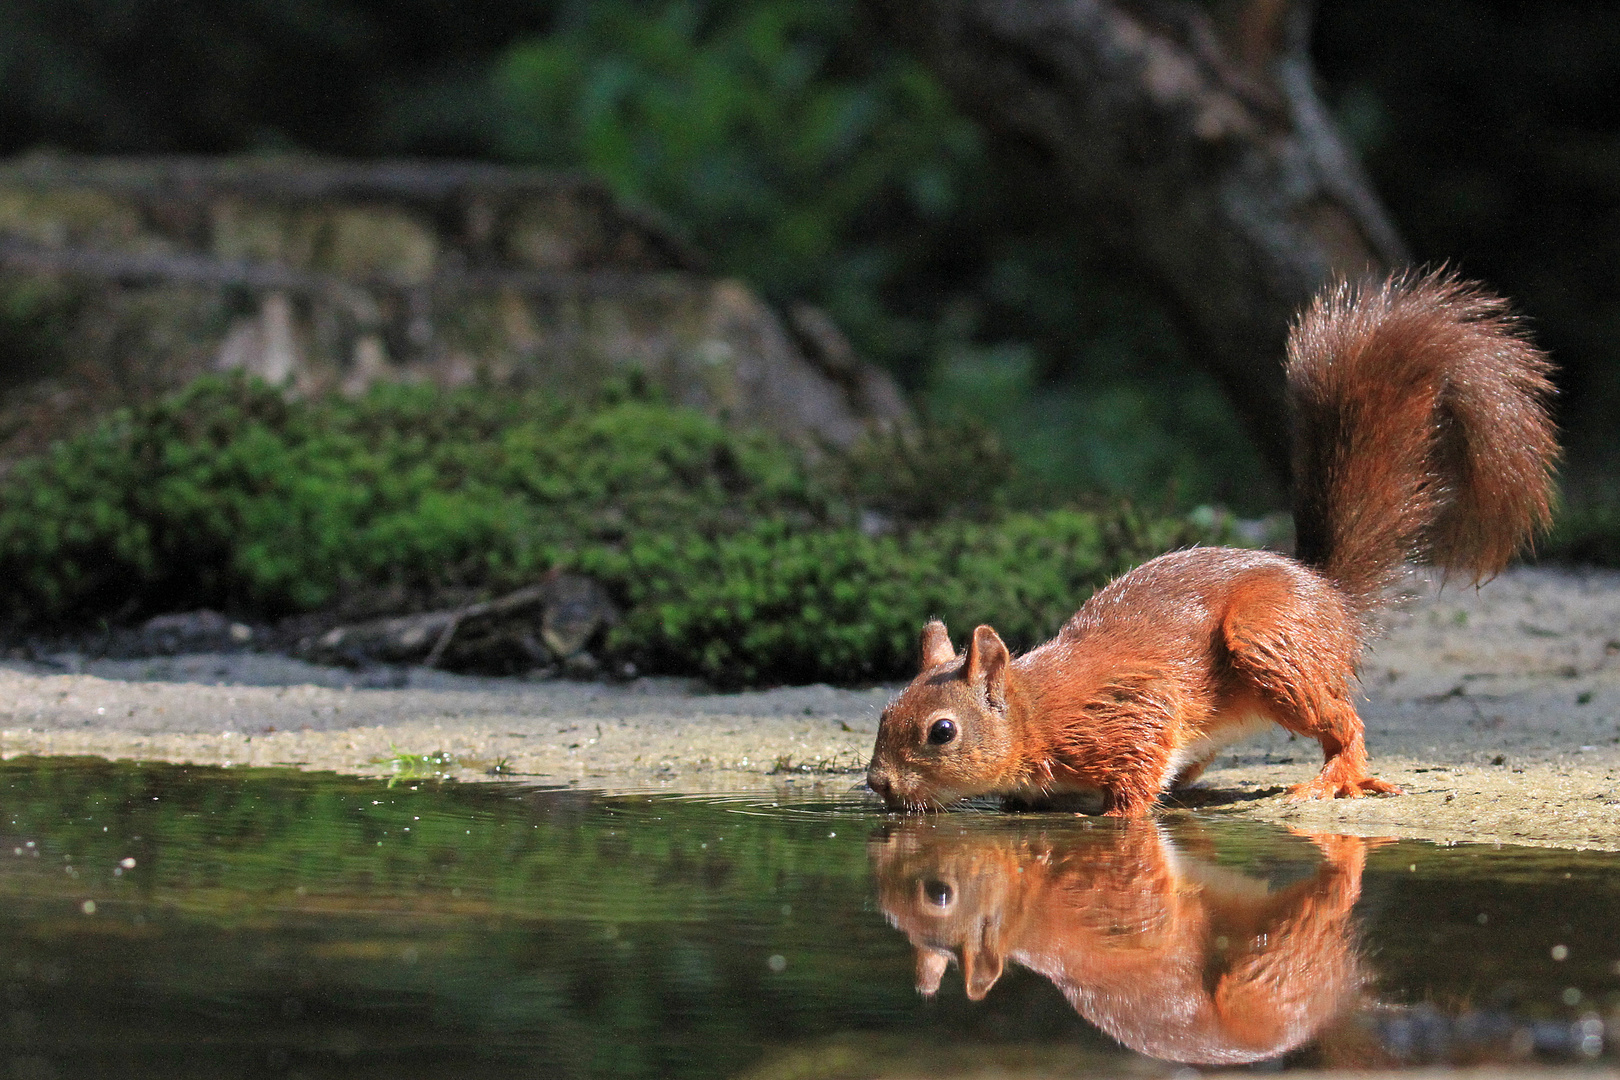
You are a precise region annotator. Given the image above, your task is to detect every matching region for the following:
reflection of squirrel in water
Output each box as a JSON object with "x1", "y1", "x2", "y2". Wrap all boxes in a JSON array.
[
  {"x1": 872, "y1": 821, "x2": 1374, "y2": 1066},
  {"x1": 866, "y1": 272, "x2": 1558, "y2": 814}
]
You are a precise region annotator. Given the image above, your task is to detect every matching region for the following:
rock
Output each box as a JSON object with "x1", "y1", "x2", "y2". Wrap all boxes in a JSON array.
[
  {"x1": 0, "y1": 154, "x2": 911, "y2": 467},
  {"x1": 789, "y1": 302, "x2": 911, "y2": 427},
  {"x1": 136, "y1": 610, "x2": 255, "y2": 654},
  {"x1": 562, "y1": 651, "x2": 601, "y2": 679},
  {"x1": 538, "y1": 573, "x2": 617, "y2": 659}
]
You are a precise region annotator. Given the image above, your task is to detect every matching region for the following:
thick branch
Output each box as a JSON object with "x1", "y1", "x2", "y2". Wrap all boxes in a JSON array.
[{"x1": 869, "y1": 0, "x2": 1407, "y2": 481}]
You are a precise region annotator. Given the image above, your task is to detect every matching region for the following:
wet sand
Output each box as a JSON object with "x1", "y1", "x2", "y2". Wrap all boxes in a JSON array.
[{"x1": 3, "y1": 566, "x2": 1618, "y2": 850}]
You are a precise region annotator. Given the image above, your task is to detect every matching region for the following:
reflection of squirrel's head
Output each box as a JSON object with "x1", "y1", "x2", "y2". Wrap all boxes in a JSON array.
[
  {"x1": 870, "y1": 819, "x2": 1044, "y2": 999},
  {"x1": 870, "y1": 821, "x2": 1372, "y2": 1066},
  {"x1": 865, "y1": 620, "x2": 1022, "y2": 811}
]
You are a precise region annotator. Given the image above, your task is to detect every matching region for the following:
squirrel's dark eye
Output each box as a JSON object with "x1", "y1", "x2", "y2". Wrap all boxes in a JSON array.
[
  {"x1": 927, "y1": 718, "x2": 957, "y2": 745},
  {"x1": 922, "y1": 878, "x2": 953, "y2": 907}
]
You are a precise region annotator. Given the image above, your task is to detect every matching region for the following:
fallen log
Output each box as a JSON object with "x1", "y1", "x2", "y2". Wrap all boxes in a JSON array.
[{"x1": 295, "y1": 573, "x2": 617, "y2": 674}]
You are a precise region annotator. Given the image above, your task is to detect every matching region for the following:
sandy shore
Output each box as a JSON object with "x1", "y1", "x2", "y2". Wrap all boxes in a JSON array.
[{"x1": 3, "y1": 566, "x2": 1618, "y2": 849}]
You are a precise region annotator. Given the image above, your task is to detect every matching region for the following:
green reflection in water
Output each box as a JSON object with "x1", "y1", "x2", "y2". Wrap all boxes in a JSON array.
[{"x1": 0, "y1": 759, "x2": 1126, "y2": 1079}]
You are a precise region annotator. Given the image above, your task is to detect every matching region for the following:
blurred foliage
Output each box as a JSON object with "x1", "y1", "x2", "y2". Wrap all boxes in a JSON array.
[
  {"x1": 4, "y1": 0, "x2": 1619, "y2": 533},
  {"x1": 485, "y1": 1, "x2": 1275, "y2": 509},
  {"x1": 832, "y1": 423, "x2": 1017, "y2": 523},
  {"x1": 493, "y1": 2, "x2": 978, "y2": 347},
  {"x1": 1533, "y1": 507, "x2": 1620, "y2": 569},
  {"x1": 0, "y1": 377, "x2": 1227, "y2": 684}
]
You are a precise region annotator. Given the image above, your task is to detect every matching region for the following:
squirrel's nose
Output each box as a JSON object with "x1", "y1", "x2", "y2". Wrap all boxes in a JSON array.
[{"x1": 867, "y1": 771, "x2": 893, "y2": 803}]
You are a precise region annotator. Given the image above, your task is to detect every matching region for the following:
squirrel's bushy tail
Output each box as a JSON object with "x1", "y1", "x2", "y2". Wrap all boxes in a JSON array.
[{"x1": 1286, "y1": 270, "x2": 1558, "y2": 616}]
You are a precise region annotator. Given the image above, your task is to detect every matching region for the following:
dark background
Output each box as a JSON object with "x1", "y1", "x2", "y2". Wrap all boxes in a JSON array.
[{"x1": 1, "y1": 0, "x2": 1614, "y2": 513}]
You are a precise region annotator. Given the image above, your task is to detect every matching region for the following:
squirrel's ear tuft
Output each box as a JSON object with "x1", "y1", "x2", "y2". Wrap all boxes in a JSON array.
[
  {"x1": 919, "y1": 620, "x2": 955, "y2": 671},
  {"x1": 966, "y1": 625, "x2": 1010, "y2": 709}
]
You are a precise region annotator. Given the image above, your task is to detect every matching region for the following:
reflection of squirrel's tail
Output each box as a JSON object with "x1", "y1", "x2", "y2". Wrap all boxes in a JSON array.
[{"x1": 1285, "y1": 270, "x2": 1558, "y2": 617}]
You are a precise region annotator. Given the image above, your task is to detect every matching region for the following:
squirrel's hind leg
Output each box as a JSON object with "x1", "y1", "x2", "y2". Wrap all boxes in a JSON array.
[
  {"x1": 1220, "y1": 591, "x2": 1402, "y2": 801},
  {"x1": 1281, "y1": 708, "x2": 1402, "y2": 800}
]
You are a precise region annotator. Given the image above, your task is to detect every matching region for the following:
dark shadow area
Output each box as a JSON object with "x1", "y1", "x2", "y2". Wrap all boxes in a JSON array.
[{"x1": 1162, "y1": 784, "x2": 1290, "y2": 810}]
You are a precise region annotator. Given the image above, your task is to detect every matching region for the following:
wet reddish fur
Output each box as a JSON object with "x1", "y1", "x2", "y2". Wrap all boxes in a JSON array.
[
  {"x1": 866, "y1": 271, "x2": 1559, "y2": 814},
  {"x1": 1289, "y1": 271, "x2": 1558, "y2": 613},
  {"x1": 872, "y1": 822, "x2": 1371, "y2": 1065}
]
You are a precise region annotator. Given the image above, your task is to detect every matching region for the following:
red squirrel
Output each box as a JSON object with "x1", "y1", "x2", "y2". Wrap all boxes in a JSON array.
[
  {"x1": 866, "y1": 271, "x2": 1558, "y2": 815},
  {"x1": 872, "y1": 821, "x2": 1372, "y2": 1064}
]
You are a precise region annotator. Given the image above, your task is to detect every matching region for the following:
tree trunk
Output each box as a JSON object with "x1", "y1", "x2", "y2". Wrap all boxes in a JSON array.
[{"x1": 868, "y1": 0, "x2": 1407, "y2": 481}]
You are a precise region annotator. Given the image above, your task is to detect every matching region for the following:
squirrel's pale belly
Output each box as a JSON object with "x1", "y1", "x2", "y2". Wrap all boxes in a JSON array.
[{"x1": 1159, "y1": 712, "x2": 1276, "y2": 791}]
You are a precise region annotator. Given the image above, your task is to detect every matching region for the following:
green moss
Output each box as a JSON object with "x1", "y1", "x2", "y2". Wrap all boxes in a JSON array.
[
  {"x1": 0, "y1": 375, "x2": 817, "y2": 622},
  {"x1": 583, "y1": 509, "x2": 1206, "y2": 687},
  {"x1": 0, "y1": 375, "x2": 1228, "y2": 684}
]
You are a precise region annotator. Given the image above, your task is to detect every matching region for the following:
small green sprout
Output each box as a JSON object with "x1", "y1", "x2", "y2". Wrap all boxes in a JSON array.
[{"x1": 372, "y1": 747, "x2": 456, "y2": 787}]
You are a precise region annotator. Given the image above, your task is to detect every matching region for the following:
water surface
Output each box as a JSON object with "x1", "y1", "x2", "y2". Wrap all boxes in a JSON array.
[{"x1": 0, "y1": 759, "x2": 1614, "y2": 1078}]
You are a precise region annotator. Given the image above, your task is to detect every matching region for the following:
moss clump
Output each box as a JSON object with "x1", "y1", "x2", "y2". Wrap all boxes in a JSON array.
[
  {"x1": 0, "y1": 375, "x2": 816, "y2": 621},
  {"x1": 0, "y1": 375, "x2": 1227, "y2": 684},
  {"x1": 584, "y1": 509, "x2": 1204, "y2": 687}
]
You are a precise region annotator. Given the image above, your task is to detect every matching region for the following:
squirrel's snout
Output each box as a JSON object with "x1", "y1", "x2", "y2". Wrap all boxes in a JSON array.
[{"x1": 867, "y1": 771, "x2": 893, "y2": 803}]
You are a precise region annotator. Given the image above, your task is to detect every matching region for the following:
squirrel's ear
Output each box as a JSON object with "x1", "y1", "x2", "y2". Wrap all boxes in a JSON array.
[
  {"x1": 915, "y1": 946, "x2": 950, "y2": 997},
  {"x1": 962, "y1": 938, "x2": 1005, "y2": 1001},
  {"x1": 919, "y1": 620, "x2": 954, "y2": 671},
  {"x1": 966, "y1": 625, "x2": 1010, "y2": 709}
]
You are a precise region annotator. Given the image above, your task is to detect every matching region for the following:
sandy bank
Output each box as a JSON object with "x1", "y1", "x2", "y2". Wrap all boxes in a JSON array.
[{"x1": 2, "y1": 566, "x2": 1618, "y2": 850}]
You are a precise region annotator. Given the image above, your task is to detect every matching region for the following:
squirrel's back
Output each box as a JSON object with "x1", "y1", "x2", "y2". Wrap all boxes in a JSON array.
[{"x1": 1286, "y1": 271, "x2": 1558, "y2": 616}]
